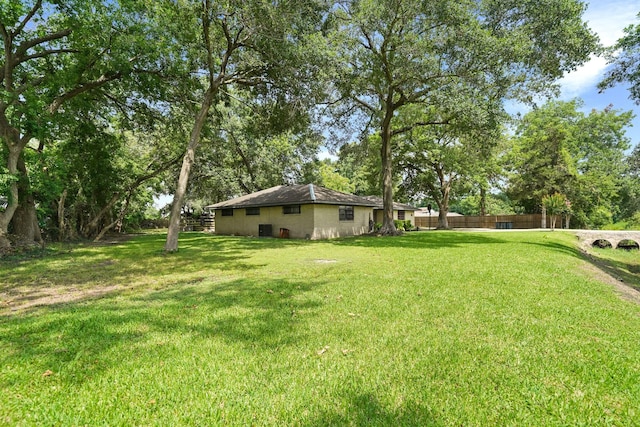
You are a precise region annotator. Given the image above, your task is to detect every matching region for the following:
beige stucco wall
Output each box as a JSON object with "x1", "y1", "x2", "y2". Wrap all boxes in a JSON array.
[
  {"x1": 214, "y1": 205, "x2": 314, "y2": 238},
  {"x1": 215, "y1": 204, "x2": 374, "y2": 239},
  {"x1": 311, "y1": 204, "x2": 372, "y2": 239},
  {"x1": 373, "y1": 209, "x2": 415, "y2": 225}
]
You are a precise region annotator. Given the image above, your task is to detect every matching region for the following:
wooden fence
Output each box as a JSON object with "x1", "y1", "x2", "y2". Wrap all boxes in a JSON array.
[
  {"x1": 415, "y1": 214, "x2": 543, "y2": 229},
  {"x1": 181, "y1": 215, "x2": 215, "y2": 232}
]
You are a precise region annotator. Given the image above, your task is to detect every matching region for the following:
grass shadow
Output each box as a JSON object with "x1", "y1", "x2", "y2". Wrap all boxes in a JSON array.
[
  {"x1": 331, "y1": 230, "x2": 508, "y2": 250},
  {"x1": 0, "y1": 276, "x2": 325, "y2": 388},
  {"x1": 581, "y1": 249, "x2": 640, "y2": 292},
  {"x1": 522, "y1": 239, "x2": 585, "y2": 259},
  {"x1": 304, "y1": 392, "x2": 442, "y2": 426},
  {"x1": 0, "y1": 233, "x2": 266, "y2": 314}
]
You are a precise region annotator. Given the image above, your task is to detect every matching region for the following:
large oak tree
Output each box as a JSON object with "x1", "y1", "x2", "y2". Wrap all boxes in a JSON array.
[
  {"x1": 328, "y1": 0, "x2": 598, "y2": 235},
  {"x1": 0, "y1": 0, "x2": 167, "y2": 248},
  {"x1": 158, "y1": 0, "x2": 329, "y2": 252}
]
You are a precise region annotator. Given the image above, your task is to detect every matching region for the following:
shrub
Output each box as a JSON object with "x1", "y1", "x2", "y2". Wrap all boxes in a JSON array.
[
  {"x1": 627, "y1": 212, "x2": 640, "y2": 230},
  {"x1": 589, "y1": 206, "x2": 613, "y2": 230}
]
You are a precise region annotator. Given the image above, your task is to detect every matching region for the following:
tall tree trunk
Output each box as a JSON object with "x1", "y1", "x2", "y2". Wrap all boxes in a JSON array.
[
  {"x1": 0, "y1": 140, "x2": 23, "y2": 248},
  {"x1": 11, "y1": 154, "x2": 42, "y2": 245},
  {"x1": 58, "y1": 189, "x2": 68, "y2": 241},
  {"x1": 480, "y1": 186, "x2": 487, "y2": 216},
  {"x1": 164, "y1": 87, "x2": 216, "y2": 252},
  {"x1": 436, "y1": 186, "x2": 451, "y2": 229},
  {"x1": 379, "y1": 102, "x2": 398, "y2": 236}
]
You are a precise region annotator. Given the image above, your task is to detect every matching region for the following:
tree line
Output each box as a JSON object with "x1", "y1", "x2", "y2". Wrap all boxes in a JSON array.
[{"x1": 1, "y1": 0, "x2": 638, "y2": 251}]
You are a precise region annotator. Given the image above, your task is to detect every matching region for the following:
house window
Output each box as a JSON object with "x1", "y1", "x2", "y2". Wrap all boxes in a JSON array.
[
  {"x1": 246, "y1": 207, "x2": 260, "y2": 216},
  {"x1": 221, "y1": 208, "x2": 234, "y2": 217},
  {"x1": 283, "y1": 205, "x2": 301, "y2": 215},
  {"x1": 339, "y1": 205, "x2": 354, "y2": 221},
  {"x1": 397, "y1": 210, "x2": 405, "y2": 220}
]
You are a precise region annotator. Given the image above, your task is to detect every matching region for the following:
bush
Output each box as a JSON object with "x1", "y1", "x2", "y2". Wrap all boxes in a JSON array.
[
  {"x1": 626, "y1": 212, "x2": 640, "y2": 230},
  {"x1": 589, "y1": 206, "x2": 613, "y2": 230}
]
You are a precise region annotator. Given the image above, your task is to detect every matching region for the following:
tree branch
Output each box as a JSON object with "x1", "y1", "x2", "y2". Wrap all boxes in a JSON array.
[
  {"x1": 354, "y1": 96, "x2": 377, "y2": 113},
  {"x1": 48, "y1": 71, "x2": 123, "y2": 113},
  {"x1": 15, "y1": 28, "x2": 72, "y2": 58},
  {"x1": 13, "y1": 0, "x2": 43, "y2": 38},
  {"x1": 14, "y1": 76, "x2": 45, "y2": 96},
  {"x1": 14, "y1": 48, "x2": 78, "y2": 66},
  {"x1": 391, "y1": 120, "x2": 450, "y2": 137}
]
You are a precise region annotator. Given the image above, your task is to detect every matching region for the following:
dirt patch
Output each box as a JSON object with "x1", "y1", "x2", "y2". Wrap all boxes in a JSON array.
[
  {"x1": 1, "y1": 284, "x2": 122, "y2": 315},
  {"x1": 578, "y1": 249, "x2": 640, "y2": 305}
]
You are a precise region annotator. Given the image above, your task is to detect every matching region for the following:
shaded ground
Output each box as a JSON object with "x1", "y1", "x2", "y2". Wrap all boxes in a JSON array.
[
  {"x1": 1, "y1": 231, "x2": 639, "y2": 314},
  {"x1": 1, "y1": 233, "x2": 146, "y2": 314}
]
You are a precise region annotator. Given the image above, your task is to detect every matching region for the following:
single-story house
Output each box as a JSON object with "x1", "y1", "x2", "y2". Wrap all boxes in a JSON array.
[
  {"x1": 361, "y1": 196, "x2": 419, "y2": 226},
  {"x1": 206, "y1": 184, "x2": 417, "y2": 239}
]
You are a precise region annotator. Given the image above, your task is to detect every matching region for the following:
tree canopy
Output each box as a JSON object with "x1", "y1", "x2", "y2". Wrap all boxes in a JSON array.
[
  {"x1": 4, "y1": 0, "x2": 632, "y2": 251},
  {"x1": 505, "y1": 100, "x2": 634, "y2": 228},
  {"x1": 599, "y1": 13, "x2": 640, "y2": 103},
  {"x1": 325, "y1": 0, "x2": 598, "y2": 234}
]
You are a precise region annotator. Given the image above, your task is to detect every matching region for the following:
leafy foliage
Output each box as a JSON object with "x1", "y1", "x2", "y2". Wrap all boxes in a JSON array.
[
  {"x1": 599, "y1": 13, "x2": 640, "y2": 103},
  {"x1": 542, "y1": 192, "x2": 569, "y2": 230},
  {"x1": 325, "y1": 0, "x2": 598, "y2": 234},
  {"x1": 505, "y1": 100, "x2": 633, "y2": 228}
]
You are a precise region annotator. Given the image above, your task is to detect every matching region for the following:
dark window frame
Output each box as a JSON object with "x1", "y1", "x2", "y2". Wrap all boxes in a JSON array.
[
  {"x1": 221, "y1": 208, "x2": 234, "y2": 217},
  {"x1": 283, "y1": 205, "x2": 301, "y2": 215},
  {"x1": 339, "y1": 205, "x2": 355, "y2": 221},
  {"x1": 246, "y1": 207, "x2": 260, "y2": 216},
  {"x1": 397, "y1": 210, "x2": 405, "y2": 220}
]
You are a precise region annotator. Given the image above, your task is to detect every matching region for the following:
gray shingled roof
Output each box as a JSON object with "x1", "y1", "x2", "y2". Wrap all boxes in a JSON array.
[
  {"x1": 360, "y1": 196, "x2": 419, "y2": 211},
  {"x1": 207, "y1": 184, "x2": 379, "y2": 209}
]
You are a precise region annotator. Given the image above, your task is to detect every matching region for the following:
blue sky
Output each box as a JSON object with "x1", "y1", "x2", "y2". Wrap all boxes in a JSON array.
[{"x1": 549, "y1": 1, "x2": 639, "y2": 148}]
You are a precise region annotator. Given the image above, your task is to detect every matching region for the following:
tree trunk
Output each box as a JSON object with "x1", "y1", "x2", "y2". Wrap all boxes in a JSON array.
[
  {"x1": 11, "y1": 197, "x2": 41, "y2": 245},
  {"x1": 165, "y1": 87, "x2": 216, "y2": 252},
  {"x1": 378, "y1": 102, "x2": 398, "y2": 236},
  {"x1": 541, "y1": 205, "x2": 547, "y2": 229},
  {"x1": 480, "y1": 186, "x2": 487, "y2": 216},
  {"x1": 58, "y1": 189, "x2": 68, "y2": 241},
  {"x1": 94, "y1": 195, "x2": 131, "y2": 242},
  {"x1": 432, "y1": 166, "x2": 451, "y2": 230},
  {"x1": 436, "y1": 191, "x2": 450, "y2": 230},
  {"x1": 437, "y1": 208, "x2": 449, "y2": 229},
  {"x1": 11, "y1": 154, "x2": 43, "y2": 245},
  {"x1": 0, "y1": 144, "x2": 22, "y2": 248}
]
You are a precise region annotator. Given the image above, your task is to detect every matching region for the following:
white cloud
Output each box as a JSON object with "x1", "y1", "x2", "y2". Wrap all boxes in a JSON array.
[
  {"x1": 558, "y1": 55, "x2": 608, "y2": 98},
  {"x1": 584, "y1": 1, "x2": 638, "y2": 47},
  {"x1": 559, "y1": 1, "x2": 638, "y2": 98}
]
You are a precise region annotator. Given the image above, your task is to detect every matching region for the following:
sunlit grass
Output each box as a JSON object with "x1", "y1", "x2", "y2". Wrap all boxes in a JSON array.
[{"x1": 1, "y1": 231, "x2": 640, "y2": 425}]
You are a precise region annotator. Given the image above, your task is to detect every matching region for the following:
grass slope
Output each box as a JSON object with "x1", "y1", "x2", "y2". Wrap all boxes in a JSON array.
[{"x1": 1, "y1": 231, "x2": 639, "y2": 426}]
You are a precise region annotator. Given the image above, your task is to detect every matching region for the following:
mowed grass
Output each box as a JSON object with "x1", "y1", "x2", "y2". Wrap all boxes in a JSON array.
[{"x1": 1, "y1": 231, "x2": 640, "y2": 426}]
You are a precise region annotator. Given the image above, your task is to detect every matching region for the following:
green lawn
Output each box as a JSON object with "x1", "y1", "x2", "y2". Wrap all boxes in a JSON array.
[{"x1": 1, "y1": 231, "x2": 639, "y2": 426}]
